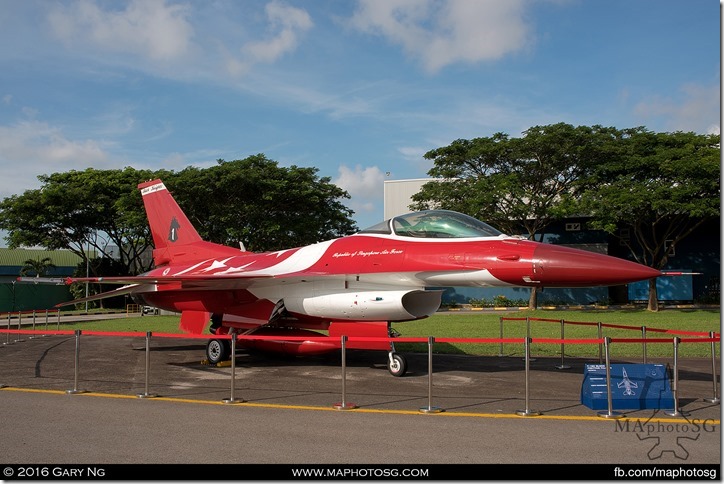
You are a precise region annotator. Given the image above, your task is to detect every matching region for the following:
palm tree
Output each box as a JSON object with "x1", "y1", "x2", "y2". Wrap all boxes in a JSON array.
[{"x1": 19, "y1": 257, "x2": 56, "y2": 277}]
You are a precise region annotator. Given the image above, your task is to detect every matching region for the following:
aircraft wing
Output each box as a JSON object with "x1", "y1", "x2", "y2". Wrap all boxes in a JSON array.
[{"x1": 63, "y1": 272, "x2": 281, "y2": 290}]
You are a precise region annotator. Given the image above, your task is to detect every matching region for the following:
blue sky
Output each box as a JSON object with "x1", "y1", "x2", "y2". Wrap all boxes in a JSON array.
[{"x1": 0, "y1": 0, "x2": 720, "y2": 239}]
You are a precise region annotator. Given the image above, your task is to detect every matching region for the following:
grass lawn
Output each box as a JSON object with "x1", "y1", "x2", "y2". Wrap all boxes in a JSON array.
[{"x1": 53, "y1": 307, "x2": 720, "y2": 359}]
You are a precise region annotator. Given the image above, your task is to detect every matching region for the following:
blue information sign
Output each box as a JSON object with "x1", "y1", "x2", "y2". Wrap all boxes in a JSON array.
[{"x1": 580, "y1": 363, "x2": 674, "y2": 410}]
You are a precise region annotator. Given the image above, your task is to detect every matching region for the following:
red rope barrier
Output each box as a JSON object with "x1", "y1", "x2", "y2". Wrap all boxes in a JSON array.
[{"x1": 0, "y1": 328, "x2": 718, "y2": 346}]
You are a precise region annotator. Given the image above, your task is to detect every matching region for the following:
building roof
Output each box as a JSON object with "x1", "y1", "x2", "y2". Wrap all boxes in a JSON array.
[{"x1": 0, "y1": 248, "x2": 84, "y2": 276}]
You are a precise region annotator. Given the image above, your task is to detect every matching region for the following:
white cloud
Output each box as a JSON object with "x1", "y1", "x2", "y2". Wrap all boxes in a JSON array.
[
  {"x1": 348, "y1": 0, "x2": 530, "y2": 73},
  {"x1": 333, "y1": 164, "x2": 385, "y2": 218},
  {"x1": 633, "y1": 82, "x2": 720, "y2": 135},
  {"x1": 48, "y1": 0, "x2": 194, "y2": 62},
  {"x1": 0, "y1": 121, "x2": 112, "y2": 198},
  {"x1": 242, "y1": 0, "x2": 313, "y2": 63}
]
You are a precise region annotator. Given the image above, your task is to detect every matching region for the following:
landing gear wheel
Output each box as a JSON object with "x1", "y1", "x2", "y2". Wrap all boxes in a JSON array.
[
  {"x1": 206, "y1": 338, "x2": 230, "y2": 365},
  {"x1": 387, "y1": 352, "x2": 408, "y2": 377}
]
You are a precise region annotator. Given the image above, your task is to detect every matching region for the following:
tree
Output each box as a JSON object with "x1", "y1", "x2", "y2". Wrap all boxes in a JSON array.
[
  {"x1": 0, "y1": 157, "x2": 357, "y2": 282},
  {"x1": 411, "y1": 123, "x2": 619, "y2": 308},
  {"x1": 0, "y1": 167, "x2": 156, "y2": 277},
  {"x1": 19, "y1": 257, "x2": 56, "y2": 277},
  {"x1": 168, "y1": 155, "x2": 357, "y2": 252},
  {"x1": 580, "y1": 128, "x2": 720, "y2": 311}
]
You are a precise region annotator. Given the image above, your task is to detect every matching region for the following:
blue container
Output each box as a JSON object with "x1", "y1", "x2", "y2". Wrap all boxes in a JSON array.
[{"x1": 581, "y1": 363, "x2": 674, "y2": 410}]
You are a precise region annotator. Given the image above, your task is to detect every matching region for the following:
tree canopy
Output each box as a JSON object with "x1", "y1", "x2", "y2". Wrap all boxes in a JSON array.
[
  {"x1": 411, "y1": 123, "x2": 720, "y2": 311},
  {"x1": 0, "y1": 156, "x2": 357, "y2": 281},
  {"x1": 579, "y1": 128, "x2": 720, "y2": 310}
]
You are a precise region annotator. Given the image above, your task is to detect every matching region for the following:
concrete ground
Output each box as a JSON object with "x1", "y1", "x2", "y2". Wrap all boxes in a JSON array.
[{"x1": 0, "y1": 324, "x2": 720, "y2": 475}]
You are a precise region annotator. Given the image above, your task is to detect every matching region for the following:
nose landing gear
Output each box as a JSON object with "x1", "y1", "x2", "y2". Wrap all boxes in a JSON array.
[{"x1": 387, "y1": 351, "x2": 408, "y2": 377}]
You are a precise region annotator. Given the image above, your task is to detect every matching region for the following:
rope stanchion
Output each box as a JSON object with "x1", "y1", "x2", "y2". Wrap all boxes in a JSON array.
[
  {"x1": 641, "y1": 326, "x2": 647, "y2": 364},
  {"x1": 56, "y1": 309, "x2": 60, "y2": 331},
  {"x1": 42, "y1": 309, "x2": 49, "y2": 337},
  {"x1": 598, "y1": 337, "x2": 623, "y2": 419},
  {"x1": 521, "y1": 317, "x2": 536, "y2": 362},
  {"x1": 28, "y1": 310, "x2": 37, "y2": 339},
  {"x1": 516, "y1": 337, "x2": 540, "y2": 417},
  {"x1": 334, "y1": 335, "x2": 357, "y2": 410},
  {"x1": 497, "y1": 316, "x2": 504, "y2": 357},
  {"x1": 15, "y1": 312, "x2": 24, "y2": 343},
  {"x1": 665, "y1": 337, "x2": 686, "y2": 417},
  {"x1": 597, "y1": 322, "x2": 603, "y2": 364},
  {"x1": 3, "y1": 312, "x2": 9, "y2": 346},
  {"x1": 137, "y1": 331, "x2": 158, "y2": 399},
  {"x1": 703, "y1": 331, "x2": 720, "y2": 404},
  {"x1": 420, "y1": 336, "x2": 443, "y2": 414},
  {"x1": 66, "y1": 329, "x2": 87, "y2": 395},
  {"x1": 222, "y1": 332, "x2": 243, "y2": 404},
  {"x1": 555, "y1": 319, "x2": 570, "y2": 370}
]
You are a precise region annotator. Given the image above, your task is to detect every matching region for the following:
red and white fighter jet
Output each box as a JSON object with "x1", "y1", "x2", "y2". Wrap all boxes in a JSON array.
[{"x1": 60, "y1": 179, "x2": 661, "y2": 376}]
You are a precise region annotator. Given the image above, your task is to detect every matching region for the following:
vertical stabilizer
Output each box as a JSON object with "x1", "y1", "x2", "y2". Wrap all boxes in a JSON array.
[
  {"x1": 138, "y1": 179, "x2": 241, "y2": 266},
  {"x1": 138, "y1": 179, "x2": 202, "y2": 250}
]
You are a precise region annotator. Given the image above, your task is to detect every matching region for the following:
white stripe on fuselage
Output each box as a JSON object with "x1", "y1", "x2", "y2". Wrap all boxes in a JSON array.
[{"x1": 213, "y1": 239, "x2": 336, "y2": 276}]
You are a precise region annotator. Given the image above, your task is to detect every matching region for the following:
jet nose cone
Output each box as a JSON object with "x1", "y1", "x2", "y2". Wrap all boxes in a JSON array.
[{"x1": 532, "y1": 244, "x2": 662, "y2": 287}]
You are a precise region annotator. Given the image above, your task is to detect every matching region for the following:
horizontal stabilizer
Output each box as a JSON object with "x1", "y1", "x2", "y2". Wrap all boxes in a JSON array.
[
  {"x1": 55, "y1": 284, "x2": 141, "y2": 308},
  {"x1": 16, "y1": 277, "x2": 67, "y2": 285}
]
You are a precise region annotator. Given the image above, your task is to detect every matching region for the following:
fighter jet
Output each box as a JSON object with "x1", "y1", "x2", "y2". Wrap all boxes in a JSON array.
[{"x1": 57, "y1": 179, "x2": 661, "y2": 376}]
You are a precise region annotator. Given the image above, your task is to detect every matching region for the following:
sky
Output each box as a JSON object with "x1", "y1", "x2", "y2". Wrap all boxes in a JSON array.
[{"x1": 0, "y1": 0, "x2": 720, "y2": 242}]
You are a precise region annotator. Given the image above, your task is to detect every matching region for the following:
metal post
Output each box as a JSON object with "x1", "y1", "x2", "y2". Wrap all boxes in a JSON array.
[
  {"x1": 516, "y1": 337, "x2": 540, "y2": 417},
  {"x1": 641, "y1": 326, "x2": 647, "y2": 364},
  {"x1": 137, "y1": 332, "x2": 158, "y2": 399},
  {"x1": 3, "y1": 312, "x2": 10, "y2": 346},
  {"x1": 420, "y1": 336, "x2": 443, "y2": 413},
  {"x1": 56, "y1": 309, "x2": 60, "y2": 331},
  {"x1": 29, "y1": 310, "x2": 36, "y2": 339},
  {"x1": 703, "y1": 331, "x2": 720, "y2": 404},
  {"x1": 498, "y1": 316, "x2": 504, "y2": 357},
  {"x1": 666, "y1": 337, "x2": 687, "y2": 417},
  {"x1": 66, "y1": 330, "x2": 86, "y2": 394},
  {"x1": 15, "y1": 312, "x2": 24, "y2": 343},
  {"x1": 597, "y1": 322, "x2": 603, "y2": 364},
  {"x1": 43, "y1": 309, "x2": 49, "y2": 336},
  {"x1": 555, "y1": 319, "x2": 570, "y2": 370},
  {"x1": 522, "y1": 317, "x2": 536, "y2": 362},
  {"x1": 598, "y1": 337, "x2": 623, "y2": 419},
  {"x1": 334, "y1": 335, "x2": 357, "y2": 410},
  {"x1": 223, "y1": 334, "x2": 243, "y2": 404}
]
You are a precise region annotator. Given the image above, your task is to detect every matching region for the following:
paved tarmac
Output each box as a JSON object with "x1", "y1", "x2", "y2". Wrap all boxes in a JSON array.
[{"x1": 0, "y1": 320, "x2": 720, "y2": 478}]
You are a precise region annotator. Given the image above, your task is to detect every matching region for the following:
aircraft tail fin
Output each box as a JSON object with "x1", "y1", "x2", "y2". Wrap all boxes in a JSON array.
[{"x1": 137, "y1": 179, "x2": 241, "y2": 266}]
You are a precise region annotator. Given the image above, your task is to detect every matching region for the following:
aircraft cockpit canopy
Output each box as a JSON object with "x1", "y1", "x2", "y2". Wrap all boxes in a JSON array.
[{"x1": 359, "y1": 210, "x2": 504, "y2": 238}]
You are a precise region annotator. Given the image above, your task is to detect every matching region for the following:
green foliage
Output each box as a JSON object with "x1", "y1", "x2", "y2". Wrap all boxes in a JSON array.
[
  {"x1": 19, "y1": 257, "x2": 56, "y2": 277},
  {"x1": 411, "y1": 124, "x2": 720, "y2": 311},
  {"x1": 0, "y1": 156, "x2": 358, "y2": 276},
  {"x1": 167, "y1": 156, "x2": 357, "y2": 251},
  {"x1": 581, "y1": 129, "x2": 720, "y2": 269},
  {"x1": 468, "y1": 295, "x2": 528, "y2": 307},
  {"x1": 0, "y1": 167, "x2": 156, "y2": 275}
]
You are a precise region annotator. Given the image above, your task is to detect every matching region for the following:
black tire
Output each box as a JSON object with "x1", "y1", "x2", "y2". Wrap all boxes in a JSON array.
[
  {"x1": 206, "y1": 338, "x2": 230, "y2": 365},
  {"x1": 388, "y1": 353, "x2": 408, "y2": 377}
]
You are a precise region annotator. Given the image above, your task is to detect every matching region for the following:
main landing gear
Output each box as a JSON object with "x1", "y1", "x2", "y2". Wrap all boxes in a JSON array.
[{"x1": 206, "y1": 338, "x2": 231, "y2": 365}]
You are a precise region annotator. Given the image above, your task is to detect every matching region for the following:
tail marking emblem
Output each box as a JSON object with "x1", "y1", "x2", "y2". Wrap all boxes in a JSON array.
[{"x1": 168, "y1": 217, "x2": 180, "y2": 243}]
